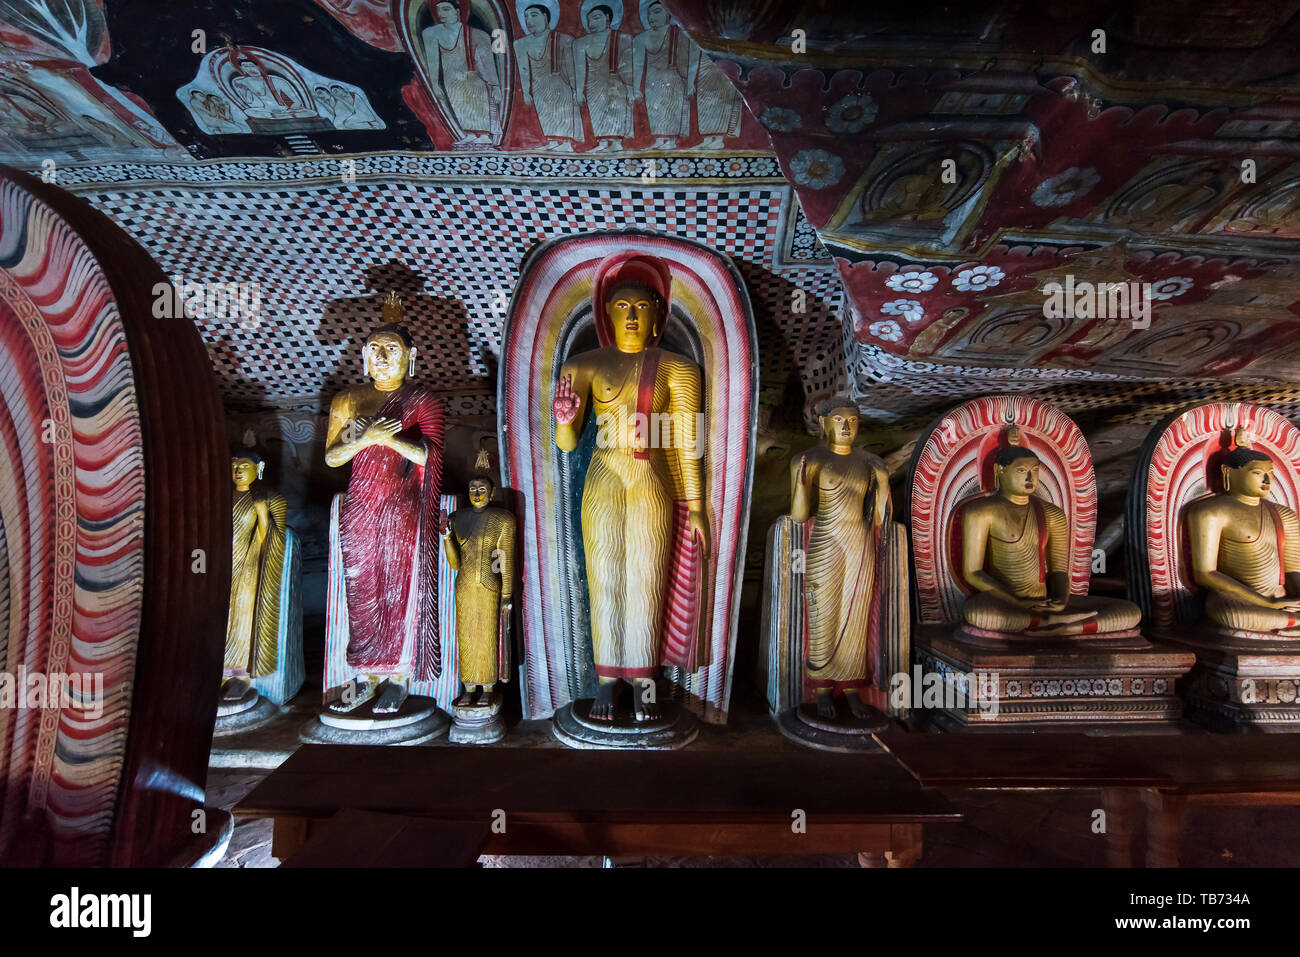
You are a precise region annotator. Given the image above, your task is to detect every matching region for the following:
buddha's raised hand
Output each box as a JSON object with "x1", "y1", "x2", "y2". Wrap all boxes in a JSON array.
[{"x1": 553, "y1": 374, "x2": 580, "y2": 426}]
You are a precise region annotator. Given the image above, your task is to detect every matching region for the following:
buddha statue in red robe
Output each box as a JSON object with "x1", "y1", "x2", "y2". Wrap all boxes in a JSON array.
[{"x1": 324, "y1": 293, "x2": 446, "y2": 713}]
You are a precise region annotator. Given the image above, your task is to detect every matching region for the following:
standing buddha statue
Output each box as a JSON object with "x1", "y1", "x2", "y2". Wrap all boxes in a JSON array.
[
  {"x1": 790, "y1": 397, "x2": 892, "y2": 722},
  {"x1": 551, "y1": 253, "x2": 709, "y2": 722},
  {"x1": 223, "y1": 452, "x2": 288, "y2": 701},
  {"x1": 324, "y1": 293, "x2": 446, "y2": 713}
]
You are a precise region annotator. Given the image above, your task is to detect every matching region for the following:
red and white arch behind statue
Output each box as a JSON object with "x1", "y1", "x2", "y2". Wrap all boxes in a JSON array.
[
  {"x1": 1131, "y1": 402, "x2": 1300, "y2": 634},
  {"x1": 499, "y1": 230, "x2": 757, "y2": 722},
  {"x1": 0, "y1": 169, "x2": 226, "y2": 865},
  {"x1": 908, "y1": 395, "x2": 1099, "y2": 626}
]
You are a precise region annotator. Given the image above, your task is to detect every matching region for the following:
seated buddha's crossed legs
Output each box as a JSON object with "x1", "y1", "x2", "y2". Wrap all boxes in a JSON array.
[{"x1": 1206, "y1": 593, "x2": 1300, "y2": 637}]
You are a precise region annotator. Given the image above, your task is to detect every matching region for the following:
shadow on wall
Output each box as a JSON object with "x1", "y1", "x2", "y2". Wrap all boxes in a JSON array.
[{"x1": 315, "y1": 260, "x2": 478, "y2": 403}]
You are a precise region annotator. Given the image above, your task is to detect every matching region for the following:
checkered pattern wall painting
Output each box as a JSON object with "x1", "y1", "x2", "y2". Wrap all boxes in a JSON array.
[{"x1": 65, "y1": 160, "x2": 842, "y2": 413}]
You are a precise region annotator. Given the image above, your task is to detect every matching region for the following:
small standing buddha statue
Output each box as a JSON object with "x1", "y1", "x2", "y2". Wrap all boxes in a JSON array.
[
  {"x1": 959, "y1": 431, "x2": 1141, "y2": 637},
  {"x1": 1186, "y1": 434, "x2": 1300, "y2": 637},
  {"x1": 790, "y1": 396, "x2": 891, "y2": 723},
  {"x1": 223, "y1": 452, "x2": 289, "y2": 702},
  {"x1": 440, "y1": 453, "x2": 516, "y2": 742}
]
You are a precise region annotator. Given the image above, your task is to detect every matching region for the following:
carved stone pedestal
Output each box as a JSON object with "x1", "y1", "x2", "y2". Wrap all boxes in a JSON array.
[
  {"x1": 552, "y1": 699, "x2": 699, "y2": 750},
  {"x1": 1162, "y1": 631, "x2": 1300, "y2": 731},
  {"x1": 914, "y1": 626, "x2": 1195, "y2": 729},
  {"x1": 775, "y1": 703, "x2": 889, "y2": 752},
  {"x1": 214, "y1": 687, "x2": 280, "y2": 736},
  {"x1": 300, "y1": 693, "x2": 449, "y2": 745},
  {"x1": 449, "y1": 692, "x2": 506, "y2": 745}
]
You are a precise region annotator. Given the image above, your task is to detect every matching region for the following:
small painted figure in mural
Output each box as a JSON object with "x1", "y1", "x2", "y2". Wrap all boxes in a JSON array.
[
  {"x1": 688, "y1": 40, "x2": 741, "y2": 150},
  {"x1": 574, "y1": 2, "x2": 633, "y2": 152},
  {"x1": 422, "y1": 0, "x2": 504, "y2": 146},
  {"x1": 514, "y1": 2, "x2": 582, "y2": 152},
  {"x1": 224, "y1": 453, "x2": 289, "y2": 701},
  {"x1": 230, "y1": 52, "x2": 311, "y2": 119},
  {"x1": 0, "y1": 84, "x2": 73, "y2": 138},
  {"x1": 632, "y1": 0, "x2": 690, "y2": 150},
  {"x1": 188, "y1": 90, "x2": 242, "y2": 133},
  {"x1": 861, "y1": 159, "x2": 955, "y2": 224},
  {"x1": 1111, "y1": 166, "x2": 1221, "y2": 231}
]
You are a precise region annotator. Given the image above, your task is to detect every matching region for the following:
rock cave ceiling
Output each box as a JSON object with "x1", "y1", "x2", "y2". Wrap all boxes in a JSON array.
[{"x1": 4, "y1": 0, "x2": 1300, "y2": 528}]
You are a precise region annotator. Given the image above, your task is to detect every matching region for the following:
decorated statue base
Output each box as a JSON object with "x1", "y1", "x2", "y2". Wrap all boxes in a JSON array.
[
  {"x1": 915, "y1": 627, "x2": 1195, "y2": 729},
  {"x1": 213, "y1": 685, "x2": 280, "y2": 737},
  {"x1": 449, "y1": 691, "x2": 506, "y2": 745},
  {"x1": 301, "y1": 691, "x2": 449, "y2": 745},
  {"x1": 552, "y1": 699, "x2": 699, "y2": 750},
  {"x1": 775, "y1": 701, "x2": 889, "y2": 752},
  {"x1": 1164, "y1": 630, "x2": 1300, "y2": 731}
]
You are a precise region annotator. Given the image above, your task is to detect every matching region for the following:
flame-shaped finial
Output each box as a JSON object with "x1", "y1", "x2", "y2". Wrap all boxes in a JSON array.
[
  {"x1": 381, "y1": 291, "x2": 405, "y2": 324},
  {"x1": 474, "y1": 449, "x2": 492, "y2": 473}
]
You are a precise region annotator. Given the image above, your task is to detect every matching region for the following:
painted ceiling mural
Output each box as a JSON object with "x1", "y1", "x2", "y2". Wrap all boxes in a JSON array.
[
  {"x1": 0, "y1": 0, "x2": 835, "y2": 421},
  {"x1": 660, "y1": 0, "x2": 1300, "y2": 528},
  {"x1": 7, "y1": 0, "x2": 1300, "y2": 541}
]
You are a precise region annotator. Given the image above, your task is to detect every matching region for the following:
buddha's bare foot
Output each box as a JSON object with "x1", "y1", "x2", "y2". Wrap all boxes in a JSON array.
[
  {"x1": 590, "y1": 681, "x2": 619, "y2": 721},
  {"x1": 699, "y1": 135, "x2": 725, "y2": 150},
  {"x1": 633, "y1": 679, "x2": 661, "y2": 722},
  {"x1": 454, "y1": 690, "x2": 475, "y2": 708},
  {"x1": 373, "y1": 679, "x2": 408, "y2": 714},
  {"x1": 815, "y1": 688, "x2": 836, "y2": 719},
  {"x1": 328, "y1": 677, "x2": 377, "y2": 713},
  {"x1": 844, "y1": 689, "x2": 872, "y2": 720},
  {"x1": 220, "y1": 677, "x2": 250, "y2": 701}
]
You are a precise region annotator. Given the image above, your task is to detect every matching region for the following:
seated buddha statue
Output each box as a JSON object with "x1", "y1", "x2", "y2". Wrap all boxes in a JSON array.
[
  {"x1": 1186, "y1": 444, "x2": 1300, "y2": 637},
  {"x1": 959, "y1": 442, "x2": 1141, "y2": 638}
]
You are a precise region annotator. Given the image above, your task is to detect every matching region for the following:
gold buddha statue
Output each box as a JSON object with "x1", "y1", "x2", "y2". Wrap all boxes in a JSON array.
[
  {"x1": 551, "y1": 254, "x2": 708, "y2": 722},
  {"x1": 1186, "y1": 441, "x2": 1300, "y2": 637},
  {"x1": 223, "y1": 452, "x2": 288, "y2": 701},
  {"x1": 790, "y1": 397, "x2": 890, "y2": 720},
  {"x1": 441, "y1": 461, "x2": 516, "y2": 704},
  {"x1": 959, "y1": 437, "x2": 1140, "y2": 637},
  {"x1": 324, "y1": 293, "x2": 446, "y2": 713}
]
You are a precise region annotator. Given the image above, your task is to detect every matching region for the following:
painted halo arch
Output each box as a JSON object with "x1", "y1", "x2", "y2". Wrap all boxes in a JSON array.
[
  {"x1": 906, "y1": 394, "x2": 1098, "y2": 627},
  {"x1": 498, "y1": 229, "x2": 757, "y2": 722}
]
